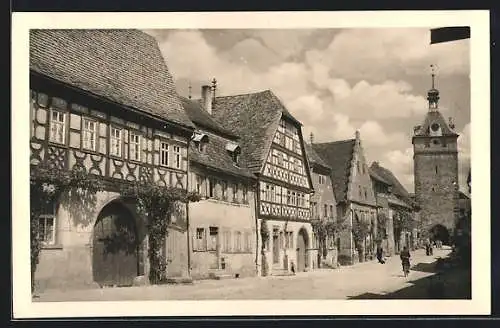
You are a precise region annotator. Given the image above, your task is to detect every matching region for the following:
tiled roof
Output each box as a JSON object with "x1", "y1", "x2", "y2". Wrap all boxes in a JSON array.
[
  {"x1": 369, "y1": 167, "x2": 392, "y2": 186},
  {"x1": 189, "y1": 130, "x2": 255, "y2": 179},
  {"x1": 304, "y1": 143, "x2": 330, "y2": 170},
  {"x1": 370, "y1": 162, "x2": 411, "y2": 201},
  {"x1": 312, "y1": 140, "x2": 356, "y2": 202},
  {"x1": 413, "y1": 110, "x2": 458, "y2": 137},
  {"x1": 180, "y1": 97, "x2": 237, "y2": 138},
  {"x1": 30, "y1": 29, "x2": 194, "y2": 129},
  {"x1": 211, "y1": 90, "x2": 300, "y2": 174}
]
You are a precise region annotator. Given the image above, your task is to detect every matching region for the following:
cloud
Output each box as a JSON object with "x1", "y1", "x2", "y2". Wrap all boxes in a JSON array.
[
  {"x1": 305, "y1": 28, "x2": 469, "y2": 83},
  {"x1": 149, "y1": 28, "x2": 470, "y2": 193},
  {"x1": 383, "y1": 147, "x2": 415, "y2": 192}
]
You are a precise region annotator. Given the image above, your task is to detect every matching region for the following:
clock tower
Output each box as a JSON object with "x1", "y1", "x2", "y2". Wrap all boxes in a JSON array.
[{"x1": 412, "y1": 66, "x2": 459, "y2": 244}]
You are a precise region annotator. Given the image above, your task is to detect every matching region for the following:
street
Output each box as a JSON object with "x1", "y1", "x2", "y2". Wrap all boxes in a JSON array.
[{"x1": 34, "y1": 248, "x2": 462, "y2": 301}]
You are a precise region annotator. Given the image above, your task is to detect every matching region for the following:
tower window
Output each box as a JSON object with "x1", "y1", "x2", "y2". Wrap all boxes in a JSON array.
[
  {"x1": 431, "y1": 123, "x2": 440, "y2": 132},
  {"x1": 435, "y1": 165, "x2": 438, "y2": 174},
  {"x1": 432, "y1": 139, "x2": 439, "y2": 145}
]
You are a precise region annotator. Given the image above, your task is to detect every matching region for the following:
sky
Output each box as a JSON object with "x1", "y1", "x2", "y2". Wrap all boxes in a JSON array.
[{"x1": 145, "y1": 28, "x2": 471, "y2": 194}]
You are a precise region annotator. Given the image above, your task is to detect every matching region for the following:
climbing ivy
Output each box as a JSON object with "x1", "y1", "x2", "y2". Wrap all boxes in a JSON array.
[
  {"x1": 351, "y1": 218, "x2": 370, "y2": 262},
  {"x1": 30, "y1": 164, "x2": 103, "y2": 293},
  {"x1": 121, "y1": 182, "x2": 200, "y2": 284}
]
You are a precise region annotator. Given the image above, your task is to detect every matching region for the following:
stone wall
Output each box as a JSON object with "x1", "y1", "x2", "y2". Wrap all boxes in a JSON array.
[{"x1": 414, "y1": 150, "x2": 459, "y2": 232}]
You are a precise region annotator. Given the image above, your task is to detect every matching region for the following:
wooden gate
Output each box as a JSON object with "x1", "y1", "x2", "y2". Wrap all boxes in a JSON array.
[
  {"x1": 92, "y1": 202, "x2": 138, "y2": 287},
  {"x1": 296, "y1": 229, "x2": 307, "y2": 272}
]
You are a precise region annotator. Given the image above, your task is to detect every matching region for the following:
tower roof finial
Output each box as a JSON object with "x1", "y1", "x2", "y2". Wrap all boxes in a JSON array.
[
  {"x1": 188, "y1": 81, "x2": 192, "y2": 99},
  {"x1": 427, "y1": 64, "x2": 440, "y2": 111}
]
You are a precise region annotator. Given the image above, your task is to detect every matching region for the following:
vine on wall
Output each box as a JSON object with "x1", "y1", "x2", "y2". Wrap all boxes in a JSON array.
[
  {"x1": 121, "y1": 182, "x2": 200, "y2": 284},
  {"x1": 30, "y1": 164, "x2": 103, "y2": 293}
]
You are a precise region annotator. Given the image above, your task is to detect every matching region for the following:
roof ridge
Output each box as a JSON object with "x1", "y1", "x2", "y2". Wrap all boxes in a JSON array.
[
  {"x1": 315, "y1": 139, "x2": 356, "y2": 146},
  {"x1": 213, "y1": 89, "x2": 271, "y2": 99}
]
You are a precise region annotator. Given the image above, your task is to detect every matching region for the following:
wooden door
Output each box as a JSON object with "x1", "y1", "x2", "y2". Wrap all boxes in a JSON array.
[
  {"x1": 93, "y1": 203, "x2": 138, "y2": 287},
  {"x1": 296, "y1": 230, "x2": 306, "y2": 272}
]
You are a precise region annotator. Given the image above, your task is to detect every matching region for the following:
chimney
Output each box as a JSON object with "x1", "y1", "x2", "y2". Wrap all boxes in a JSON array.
[
  {"x1": 310, "y1": 132, "x2": 314, "y2": 144},
  {"x1": 201, "y1": 85, "x2": 212, "y2": 114}
]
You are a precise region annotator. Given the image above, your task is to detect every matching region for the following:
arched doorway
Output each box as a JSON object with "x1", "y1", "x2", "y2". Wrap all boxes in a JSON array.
[
  {"x1": 296, "y1": 228, "x2": 309, "y2": 272},
  {"x1": 429, "y1": 224, "x2": 450, "y2": 245},
  {"x1": 92, "y1": 201, "x2": 139, "y2": 287}
]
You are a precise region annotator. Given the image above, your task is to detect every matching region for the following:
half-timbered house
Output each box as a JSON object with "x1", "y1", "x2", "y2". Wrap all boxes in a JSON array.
[
  {"x1": 181, "y1": 85, "x2": 258, "y2": 280},
  {"x1": 29, "y1": 29, "x2": 195, "y2": 290},
  {"x1": 312, "y1": 131, "x2": 378, "y2": 265},
  {"x1": 304, "y1": 139, "x2": 338, "y2": 269},
  {"x1": 211, "y1": 90, "x2": 315, "y2": 275}
]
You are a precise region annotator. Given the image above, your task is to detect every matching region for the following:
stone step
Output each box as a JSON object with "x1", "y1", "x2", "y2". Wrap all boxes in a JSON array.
[{"x1": 208, "y1": 270, "x2": 235, "y2": 280}]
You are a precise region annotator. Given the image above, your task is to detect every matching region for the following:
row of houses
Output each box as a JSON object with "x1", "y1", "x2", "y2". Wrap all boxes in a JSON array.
[{"x1": 29, "y1": 29, "x2": 420, "y2": 291}]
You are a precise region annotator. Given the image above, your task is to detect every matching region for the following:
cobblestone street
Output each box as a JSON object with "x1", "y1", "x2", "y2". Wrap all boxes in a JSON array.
[{"x1": 35, "y1": 248, "x2": 456, "y2": 301}]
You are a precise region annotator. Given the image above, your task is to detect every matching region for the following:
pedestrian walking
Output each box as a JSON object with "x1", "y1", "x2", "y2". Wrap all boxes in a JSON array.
[
  {"x1": 400, "y1": 246, "x2": 411, "y2": 277},
  {"x1": 376, "y1": 245, "x2": 385, "y2": 264}
]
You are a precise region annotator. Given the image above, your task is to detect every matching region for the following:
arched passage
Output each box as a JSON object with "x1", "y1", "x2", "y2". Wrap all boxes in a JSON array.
[
  {"x1": 429, "y1": 224, "x2": 450, "y2": 246},
  {"x1": 92, "y1": 200, "x2": 139, "y2": 287},
  {"x1": 296, "y1": 227, "x2": 310, "y2": 272}
]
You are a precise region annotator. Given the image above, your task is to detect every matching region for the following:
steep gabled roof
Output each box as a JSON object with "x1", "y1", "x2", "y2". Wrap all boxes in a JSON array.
[
  {"x1": 413, "y1": 111, "x2": 459, "y2": 137},
  {"x1": 211, "y1": 90, "x2": 301, "y2": 174},
  {"x1": 304, "y1": 143, "x2": 330, "y2": 171},
  {"x1": 180, "y1": 97, "x2": 237, "y2": 139},
  {"x1": 312, "y1": 139, "x2": 356, "y2": 202},
  {"x1": 30, "y1": 29, "x2": 194, "y2": 129},
  {"x1": 370, "y1": 162, "x2": 411, "y2": 201}
]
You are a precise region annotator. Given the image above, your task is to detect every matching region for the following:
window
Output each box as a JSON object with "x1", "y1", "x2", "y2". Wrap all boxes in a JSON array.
[
  {"x1": 129, "y1": 132, "x2": 141, "y2": 161},
  {"x1": 82, "y1": 118, "x2": 97, "y2": 151},
  {"x1": 110, "y1": 127, "x2": 122, "y2": 157},
  {"x1": 49, "y1": 110, "x2": 66, "y2": 144},
  {"x1": 285, "y1": 231, "x2": 293, "y2": 249},
  {"x1": 208, "y1": 178, "x2": 215, "y2": 198},
  {"x1": 232, "y1": 152, "x2": 240, "y2": 165},
  {"x1": 221, "y1": 180, "x2": 228, "y2": 200},
  {"x1": 242, "y1": 186, "x2": 248, "y2": 204},
  {"x1": 174, "y1": 145, "x2": 181, "y2": 169},
  {"x1": 198, "y1": 140, "x2": 207, "y2": 153},
  {"x1": 244, "y1": 231, "x2": 252, "y2": 252},
  {"x1": 195, "y1": 174, "x2": 204, "y2": 195},
  {"x1": 38, "y1": 200, "x2": 57, "y2": 245},
  {"x1": 364, "y1": 188, "x2": 367, "y2": 199},
  {"x1": 324, "y1": 204, "x2": 328, "y2": 218},
  {"x1": 208, "y1": 227, "x2": 218, "y2": 251},
  {"x1": 357, "y1": 161, "x2": 360, "y2": 174},
  {"x1": 159, "y1": 141, "x2": 169, "y2": 166},
  {"x1": 195, "y1": 228, "x2": 206, "y2": 251},
  {"x1": 235, "y1": 231, "x2": 242, "y2": 252},
  {"x1": 359, "y1": 186, "x2": 362, "y2": 198},
  {"x1": 329, "y1": 205, "x2": 334, "y2": 218},
  {"x1": 287, "y1": 190, "x2": 291, "y2": 205},
  {"x1": 232, "y1": 184, "x2": 238, "y2": 202},
  {"x1": 435, "y1": 165, "x2": 438, "y2": 175},
  {"x1": 223, "y1": 231, "x2": 231, "y2": 252}
]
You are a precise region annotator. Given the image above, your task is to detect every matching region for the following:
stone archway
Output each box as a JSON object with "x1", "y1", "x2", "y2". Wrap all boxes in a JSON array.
[
  {"x1": 296, "y1": 227, "x2": 310, "y2": 272},
  {"x1": 429, "y1": 224, "x2": 451, "y2": 246},
  {"x1": 92, "y1": 200, "x2": 139, "y2": 287}
]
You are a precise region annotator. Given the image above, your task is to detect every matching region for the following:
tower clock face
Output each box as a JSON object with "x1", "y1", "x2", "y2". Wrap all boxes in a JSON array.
[{"x1": 431, "y1": 123, "x2": 440, "y2": 132}]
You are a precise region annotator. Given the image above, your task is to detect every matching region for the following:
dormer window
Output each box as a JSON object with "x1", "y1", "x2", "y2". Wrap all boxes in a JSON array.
[
  {"x1": 226, "y1": 142, "x2": 241, "y2": 166},
  {"x1": 192, "y1": 132, "x2": 209, "y2": 153}
]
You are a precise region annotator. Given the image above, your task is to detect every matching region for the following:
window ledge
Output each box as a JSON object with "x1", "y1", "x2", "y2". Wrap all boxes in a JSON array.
[
  {"x1": 204, "y1": 198, "x2": 250, "y2": 207},
  {"x1": 41, "y1": 244, "x2": 63, "y2": 250}
]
